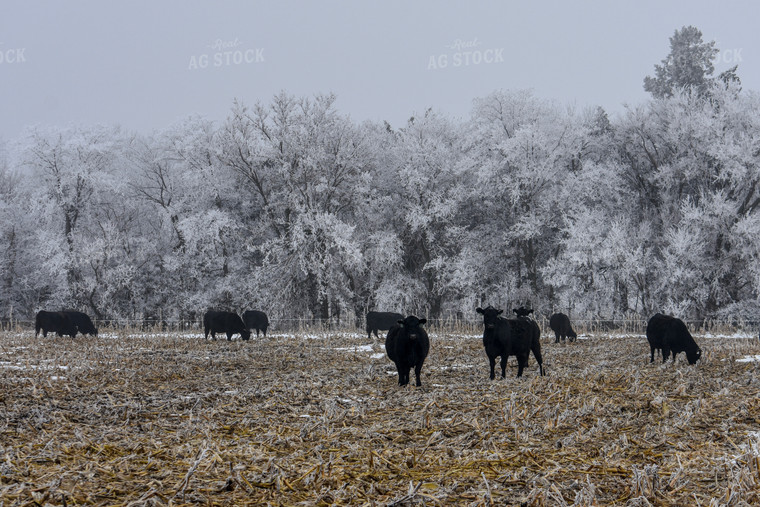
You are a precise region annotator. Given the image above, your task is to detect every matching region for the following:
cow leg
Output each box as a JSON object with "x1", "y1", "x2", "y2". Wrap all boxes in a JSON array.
[
  {"x1": 554, "y1": 331, "x2": 560, "y2": 344},
  {"x1": 414, "y1": 360, "x2": 424, "y2": 387},
  {"x1": 488, "y1": 356, "x2": 496, "y2": 380},
  {"x1": 226, "y1": 332, "x2": 233, "y2": 341},
  {"x1": 662, "y1": 347, "x2": 670, "y2": 363},
  {"x1": 649, "y1": 345, "x2": 655, "y2": 363},
  {"x1": 499, "y1": 355, "x2": 507, "y2": 378},
  {"x1": 531, "y1": 344, "x2": 544, "y2": 376},
  {"x1": 516, "y1": 354, "x2": 529, "y2": 377},
  {"x1": 399, "y1": 366, "x2": 411, "y2": 386}
]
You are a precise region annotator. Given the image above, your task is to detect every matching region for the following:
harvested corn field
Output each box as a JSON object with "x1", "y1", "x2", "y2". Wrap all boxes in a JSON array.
[{"x1": 1, "y1": 329, "x2": 760, "y2": 506}]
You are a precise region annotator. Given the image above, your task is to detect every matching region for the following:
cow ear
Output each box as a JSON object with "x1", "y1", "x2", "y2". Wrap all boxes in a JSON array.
[
  {"x1": 476, "y1": 308, "x2": 484, "y2": 314},
  {"x1": 397, "y1": 319, "x2": 404, "y2": 326},
  {"x1": 513, "y1": 309, "x2": 518, "y2": 315},
  {"x1": 497, "y1": 310, "x2": 503, "y2": 315},
  {"x1": 419, "y1": 319, "x2": 427, "y2": 325},
  {"x1": 528, "y1": 309, "x2": 534, "y2": 315}
]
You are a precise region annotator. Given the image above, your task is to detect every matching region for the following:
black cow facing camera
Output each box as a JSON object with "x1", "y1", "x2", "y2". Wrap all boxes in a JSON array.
[
  {"x1": 477, "y1": 306, "x2": 541, "y2": 378},
  {"x1": 35, "y1": 310, "x2": 77, "y2": 338},
  {"x1": 512, "y1": 306, "x2": 545, "y2": 376},
  {"x1": 203, "y1": 311, "x2": 251, "y2": 341},
  {"x1": 646, "y1": 313, "x2": 702, "y2": 365},
  {"x1": 385, "y1": 315, "x2": 430, "y2": 387}
]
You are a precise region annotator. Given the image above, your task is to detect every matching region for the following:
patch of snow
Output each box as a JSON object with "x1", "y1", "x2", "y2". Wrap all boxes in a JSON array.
[
  {"x1": 370, "y1": 353, "x2": 385, "y2": 359},
  {"x1": 737, "y1": 355, "x2": 760, "y2": 363},
  {"x1": 335, "y1": 344, "x2": 374, "y2": 353}
]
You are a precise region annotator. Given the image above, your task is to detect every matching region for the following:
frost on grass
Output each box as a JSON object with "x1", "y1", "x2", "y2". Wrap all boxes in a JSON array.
[{"x1": 0, "y1": 329, "x2": 759, "y2": 505}]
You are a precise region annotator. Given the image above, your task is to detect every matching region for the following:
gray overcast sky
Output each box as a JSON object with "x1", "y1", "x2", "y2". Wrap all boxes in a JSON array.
[{"x1": 1, "y1": 0, "x2": 757, "y2": 140}]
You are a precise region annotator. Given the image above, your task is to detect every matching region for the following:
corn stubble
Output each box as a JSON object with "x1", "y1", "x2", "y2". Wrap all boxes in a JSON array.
[{"x1": 1, "y1": 330, "x2": 759, "y2": 505}]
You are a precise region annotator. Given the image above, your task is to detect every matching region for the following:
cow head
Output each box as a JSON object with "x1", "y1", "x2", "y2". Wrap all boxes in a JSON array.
[
  {"x1": 513, "y1": 307, "x2": 533, "y2": 318},
  {"x1": 241, "y1": 329, "x2": 252, "y2": 341},
  {"x1": 397, "y1": 315, "x2": 427, "y2": 340},
  {"x1": 476, "y1": 306, "x2": 503, "y2": 330},
  {"x1": 687, "y1": 345, "x2": 702, "y2": 365}
]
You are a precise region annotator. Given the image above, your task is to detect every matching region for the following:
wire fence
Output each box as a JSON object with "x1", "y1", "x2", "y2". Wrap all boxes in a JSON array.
[{"x1": 2, "y1": 315, "x2": 760, "y2": 337}]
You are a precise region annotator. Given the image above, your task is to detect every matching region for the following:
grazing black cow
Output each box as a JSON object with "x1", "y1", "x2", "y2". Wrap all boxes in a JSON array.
[
  {"x1": 62, "y1": 310, "x2": 98, "y2": 336},
  {"x1": 385, "y1": 315, "x2": 430, "y2": 387},
  {"x1": 242, "y1": 310, "x2": 269, "y2": 337},
  {"x1": 366, "y1": 311, "x2": 404, "y2": 340},
  {"x1": 35, "y1": 310, "x2": 77, "y2": 338},
  {"x1": 646, "y1": 313, "x2": 702, "y2": 365},
  {"x1": 512, "y1": 307, "x2": 545, "y2": 376},
  {"x1": 476, "y1": 306, "x2": 533, "y2": 379},
  {"x1": 203, "y1": 311, "x2": 251, "y2": 341},
  {"x1": 549, "y1": 312, "x2": 577, "y2": 343}
]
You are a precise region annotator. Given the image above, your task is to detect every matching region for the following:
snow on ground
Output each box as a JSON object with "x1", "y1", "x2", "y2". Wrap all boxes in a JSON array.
[{"x1": 737, "y1": 355, "x2": 760, "y2": 363}]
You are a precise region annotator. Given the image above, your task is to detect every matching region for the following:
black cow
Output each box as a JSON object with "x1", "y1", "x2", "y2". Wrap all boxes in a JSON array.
[
  {"x1": 646, "y1": 313, "x2": 702, "y2": 365},
  {"x1": 62, "y1": 310, "x2": 98, "y2": 336},
  {"x1": 512, "y1": 307, "x2": 545, "y2": 376},
  {"x1": 476, "y1": 306, "x2": 533, "y2": 379},
  {"x1": 35, "y1": 310, "x2": 77, "y2": 338},
  {"x1": 385, "y1": 315, "x2": 430, "y2": 387},
  {"x1": 549, "y1": 312, "x2": 577, "y2": 343},
  {"x1": 203, "y1": 311, "x2": 251, "y2": 341},
  {"x1": 242, "y1": 310, "x2": 269, "y2": 337},
  {"x1": 366, "y1": 311, "x2": 404, "y2": 340}
]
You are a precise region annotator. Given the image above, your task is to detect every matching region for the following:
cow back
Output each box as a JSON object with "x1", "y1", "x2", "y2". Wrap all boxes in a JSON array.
[
  {"x1": 368, "y1": 311, "x2": 404, "y2": 330},
  {"x1": 243, "y1": 310, "x2": 269, "y2": 328}
]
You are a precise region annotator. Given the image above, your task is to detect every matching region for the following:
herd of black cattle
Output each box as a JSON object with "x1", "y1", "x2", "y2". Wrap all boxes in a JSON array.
[{"x1": 32, "y1": 307, "x2": 702, "y2": 387}]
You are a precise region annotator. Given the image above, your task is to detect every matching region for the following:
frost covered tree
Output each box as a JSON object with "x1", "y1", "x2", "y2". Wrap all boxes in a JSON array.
[
  {"x1": 379, "y1": 109, "x2": 471, "y2": 318},
  {"x1": 467, "y1": 90, "x2": 590, "y2": 311},
  {"x1": 216, "y1": 93, "x2": 370, "y2": 322},
  {"x1": 644, "y1": 25, "x2": 740, "y2": 99},
  {"x1": 19, "y1": 125, "x2": 132, "y2": 318}
]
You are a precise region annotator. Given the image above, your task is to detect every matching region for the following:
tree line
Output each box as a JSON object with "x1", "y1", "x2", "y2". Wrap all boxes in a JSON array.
[{"x1": 1, "y1": 27, "x2": 758, "y2": 325}]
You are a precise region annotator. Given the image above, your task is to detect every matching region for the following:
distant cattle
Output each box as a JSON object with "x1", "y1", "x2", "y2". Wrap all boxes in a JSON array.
[
  {"x1": 35, "y1": 310, "x2": 77, "y2": 338},
  {"x1": 512, "y1": 307, "x2": 545, "y2": 376},
  {"x1": 476, "y1": 306, "x2": 535, "y2": 379},
  {"x1": 385, "y1": 315, "x2": 430, "y2": 387},
  {"x1": 549, "y1": 312, "x2": 577, "y2": 343},
  {"x1": 62, "y1": 310, "x2": 98, "y2": 336},
  {"x1": 366, "y1": 311, "x2": 404, "y2": 340},
  {"x1": 242, "y1": 310, "x2": 269, "y2": 337},
  {"x1": 203, "y1": 311, "x2": 251, "y2": 341},
  {"x1": 646, "y1": 313, "x2": 702, "y2": 365}
]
